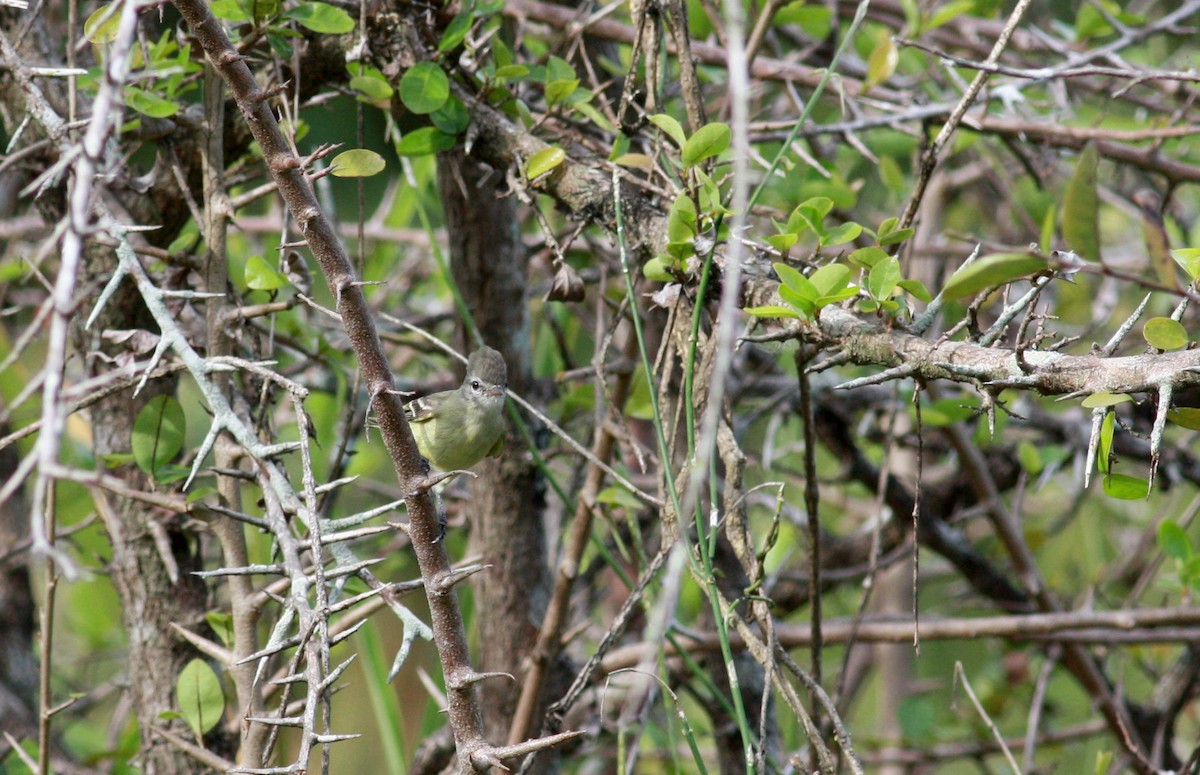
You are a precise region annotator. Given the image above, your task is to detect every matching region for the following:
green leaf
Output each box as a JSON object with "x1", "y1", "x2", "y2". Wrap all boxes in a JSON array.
[
  {"x1": 767, "y1": 233, "x2": 799, "y2": 252},
  {"x1": 822, "y1": 221, "x2": 862, "y2": 247},
  {"x1": 649, "y1": 113, "x2": 686, "y2": 148},
  {"x1": 665, "y1": 240, "x2": 694, "y2": 261},
  {"x1": 205, "y1": 613, "x2": 235, "y2": 648},
  {"x1": 1171, "y1": 247, "x2": 1200, "y2": 282},
  {"x1": 879, "y1": 156, "x2": 906, "y2": 194},
  {"x1": 668, "y1": 194, "x2": 698, "y2": 243},
  {"x1": 251, "y1": 0, "x2": 279, "y2": 24},
  {"x1": 918, "y1": 397, "x2": 977, "y2": 427},
  {"x1": 816, "y1": 287, "x2": 860, "y2": 307},
  {"x1": 744, "y1": 305, "x2": 802, "y2": 319},
  {"x1": 876, "y1": 215, "x2": 915, "y2": 246},
  {"x1": 430, "y1": 97, "x2": 470, "y2": 135},
  {"x1": 643, "y1": 257, "x2": 675, "y2": 282},
  {"x1": 438, "y1": 11, "x2": 473, "y2": 53},
  {"x1": 849, "y1": 246, "x2": 889, "y2": 269},
  {"x1": 898, "y1": 279, "x2": 932, "y2": 302},
  {"x1": 244, "y1": 254, "x2": 289, "y2": 290},
  {"x1": 774, "y1": 262, "x2": 817, "y2": 298},
  {"x1": 545, "y1": 79, "x2": 579, "y2": 106},
  {"x1": 1098, "y1": 411, "x2": 1115, "y2": 474},
  {"x1": 612, "y1": 153, "x2": 653, "y2": 170},
  {"x1": 525, "y1": 146, "x2": 566, "y2": 179},
  {"x1": 868, "y1": 256, "x2": 901, "y2": 300},
  {"x1": 285, "y1": 1, "x2": 354, "y2": 33},
  {"x1": 1017, "y1": 439, "x2": 1044, "y2": 475},
  {"x1": 1081, "y1": 392, "x2": 1132, "y2": 409},
  {"x1": 809, "y1": 263, "x2": 851, "y2": 296},
  {"x1": 1168, "y1": 407, "x2": 1200, "y2": 430},
  {"x1": 1103, "y1": 472, "x2": 1150, "y2": 500},
  {"x1": 941, "y1": 253, "x2": 1049, "y2": 300},
  {"x1": 778, "y1": 283, "x2": 816, "y2": 309},
  {"x1": 347, "y1": 65, "x2": 394, "y2": 101},
  {"x1": 124, "y1": 86, "x2": 179, "y2": 118},
  {"x1": 1062, "y1": 143, "x2": 1101, "y2": 262},
  {"x1": 545, "y1": 55, "x2": 576, "y2": 83},
  {"x1": 788, "y1": 197, "x2": 834, "y2": 235},
  {"x1": 331, "y1": 148, "x2": 385, "y2": 178},
  {"x1": 1143, "y1": 316, "x2": 1189, "y2": 350},
  {"x1": 491, "y1": 35, "x2": 512, "y2": 68},
  {"x1": 863, "y1": 34, "x2": 898, "y2": 92},
  {"x1": 399, "y1": 62, "x2": 450, "y2": 114},
  {"x1": 153, "y1": 464, "x2": 192, "y2": 484},
  {"x1": 878, "y1": 226, "x2": 915, "y2": 246},
  {"x1": 84, "y1": 3, "x2": 122, "y2": 43},
  {"x1": 1040, "y1": 202, "x2": 1057, "y2": 254},
  {"x1": 573, "y1": 100, "x2": 614, "y2": 132},
  {"x1": 132, "y1": 395, "x2": 186, "y2": 478},
  {"x1": 681, "y1": 122, "x2": 731, "y2": 167},
  {"x1": 926, "y1": 0, "x2": 975, "y2": 30},
  {"x1": 1158, "y1": 520, "x2": 1193, "y2": 562},
  {"x1": 494, "y1": 64, "x2": 530, "y2": 80},
  {"x1": 176, "y1": 659, "x2": 225, "y2": 736},
  {"x1": 208, "y1": 0, "x2": 249, "y2": 22},
  {"x1": 396, "y1": 126, "x2": 456, "y2": 156},
  {"x1": 596, "y1": 485, "x2": 644, "y2": 511},
  {"x1": 608, "y1": 132, "x2": 631, "y2": 161}
]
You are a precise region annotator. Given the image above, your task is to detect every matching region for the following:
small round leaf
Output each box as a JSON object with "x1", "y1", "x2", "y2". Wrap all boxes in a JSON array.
[
  {"x1": 1143, "y1": 317, "x2": 1188, "y2": 350},
  {"x1": 399, "y1": 63, "x2": 450, "y2": 115},
  {"x1": 331, "y1": 148, "x2": 386, "y2": 178},
  {"x1": 396, "y1": 127, "x2": 456, "y2": 156}
]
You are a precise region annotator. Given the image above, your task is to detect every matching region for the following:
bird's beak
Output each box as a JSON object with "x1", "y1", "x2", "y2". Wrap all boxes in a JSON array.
[{"x1": 486, "y1": 385, "x2": 506, "y2": 398}]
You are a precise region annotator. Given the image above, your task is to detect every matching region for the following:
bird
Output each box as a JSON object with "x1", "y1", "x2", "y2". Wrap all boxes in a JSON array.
[{"x1": 404, "y1": 346, "x2": 508, "y2": 471}]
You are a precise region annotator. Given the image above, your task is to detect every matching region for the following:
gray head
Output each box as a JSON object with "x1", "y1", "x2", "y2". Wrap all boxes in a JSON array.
[{"x1": 465, "y1": 346, "x2": 507, "y2": 394}]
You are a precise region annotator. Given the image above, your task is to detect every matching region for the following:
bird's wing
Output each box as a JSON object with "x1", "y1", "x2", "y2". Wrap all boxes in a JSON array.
[{"x1": 404, "y1": 394, "x2": 442, "y2": 423}]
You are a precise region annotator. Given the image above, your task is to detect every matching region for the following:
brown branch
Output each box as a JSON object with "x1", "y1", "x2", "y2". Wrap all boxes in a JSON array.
[
  {"x1": 169, "y1": 1, "x2": 494, "y2": 768},
  {"x1": 505, "y1": 331, "x2": 637, "y2": 746},
  {"x1": 504, "y1": 0, "x2": 904, "y2": 102},
  {"x1": 898, "y1": 0, "x2": 1035, "y2": 230},
  {"x1": 742, "y1": 282, "x2": 1200, "y2": 399},
  {"x1": 597, "y1": 606, "x2": 1200, "y2": 674}
]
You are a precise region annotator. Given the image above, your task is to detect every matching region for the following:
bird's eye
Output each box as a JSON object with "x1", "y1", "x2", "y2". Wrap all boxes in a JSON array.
[{"x1": 471, "y1": 380, "x2": 481, "y2": 391}]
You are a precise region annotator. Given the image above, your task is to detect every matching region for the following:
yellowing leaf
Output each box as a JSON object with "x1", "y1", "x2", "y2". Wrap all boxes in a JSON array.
[
  {"x1": 613, "y1": 153, "x2": 654, "y2": 170},
  {"x1": 525, "y1": 146, "x2": 566, "y2": 180},
  {"x1": 1081, "y1": 392, "x2": 1132, "y2": 409},
  {"x1": 863, "y1": 34, "x2": 898, "y2": 92},
  {"x1": 331, "y1": 148, "x2": 385, "y2": 178},
  {"x1": 1143, "y1": 317, "x2": 1189, "y2": 350},
  {"x1": 1168, "y1": 408, "x2": 1200, "y2": 430}
]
